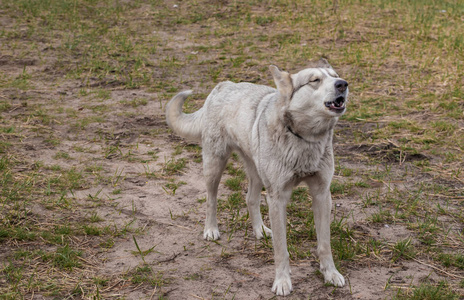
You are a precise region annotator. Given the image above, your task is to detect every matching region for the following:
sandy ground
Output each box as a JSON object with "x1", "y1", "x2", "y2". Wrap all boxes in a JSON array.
[
  {"x1": 38, "y1": 85, "x2": 447, "y2": 299},
  {"x1": 1, "y1": 4, "x2": 463, "y2": 298},
  {"x1": 0, "y1": 55, "x2": 456, "y2": 299}
]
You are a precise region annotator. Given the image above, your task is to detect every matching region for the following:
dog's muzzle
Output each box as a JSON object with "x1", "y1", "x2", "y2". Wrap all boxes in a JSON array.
[{"x1": 325, "y1": 80, "x2": 348, "y2": 113}]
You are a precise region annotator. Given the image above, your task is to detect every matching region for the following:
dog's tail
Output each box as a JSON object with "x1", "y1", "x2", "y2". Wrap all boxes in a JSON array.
[{"x1": 165, "y1": 90, "x2": 203, "y2": 142}]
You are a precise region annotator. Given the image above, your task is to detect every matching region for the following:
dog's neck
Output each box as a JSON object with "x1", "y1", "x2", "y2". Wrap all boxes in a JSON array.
[
  {"x1": 286, "y1": 124, "x2": 304, "y2": 140},
  {"x1": 283, "y1": 110, "x2": 337, "y2": 143},
  {"x1": 287, "y1": 125, "x2": 304, "y2": 140}
]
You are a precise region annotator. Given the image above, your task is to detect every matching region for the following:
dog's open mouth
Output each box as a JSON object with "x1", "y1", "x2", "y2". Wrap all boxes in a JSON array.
[{"x1": 325, "y1": 96, "x2": 346, "y2": 113}]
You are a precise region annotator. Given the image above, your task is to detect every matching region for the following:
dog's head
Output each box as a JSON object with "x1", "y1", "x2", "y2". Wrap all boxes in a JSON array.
[{"x1": 269, "y1": 60, "x2": 349, "y2": 118}]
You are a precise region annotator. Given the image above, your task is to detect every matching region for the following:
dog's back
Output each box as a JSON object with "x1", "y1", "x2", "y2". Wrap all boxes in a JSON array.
[{"x1": 166, "y1": 81, "x2": 276, "y2": 153}]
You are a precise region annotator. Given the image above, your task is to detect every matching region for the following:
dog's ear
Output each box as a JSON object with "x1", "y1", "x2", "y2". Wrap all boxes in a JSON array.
[
  {"x1": 269, "y1": 65, "x2": 293, "y2": 98},
  {"x1": 315, "y1": 58, "x2": 333, "y2": 69}
]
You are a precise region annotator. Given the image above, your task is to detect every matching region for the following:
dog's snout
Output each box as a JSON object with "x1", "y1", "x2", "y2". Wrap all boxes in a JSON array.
[{"x1": 335, "y1": 80, "x2": 348, "y2": 93}]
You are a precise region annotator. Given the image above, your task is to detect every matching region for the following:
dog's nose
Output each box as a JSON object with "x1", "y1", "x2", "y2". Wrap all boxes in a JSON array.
[{"x1": 335, "y1": 80, "x2": 348, "y2": 93}]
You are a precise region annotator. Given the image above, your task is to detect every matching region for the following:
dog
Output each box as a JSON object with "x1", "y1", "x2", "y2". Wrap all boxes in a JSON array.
[{"x1": 165, "y1": 59, "x2": 348, "y2": 296}]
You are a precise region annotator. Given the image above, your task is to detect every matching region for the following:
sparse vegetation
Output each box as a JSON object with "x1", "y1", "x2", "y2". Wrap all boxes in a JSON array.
[{"x1": 0, "y1": 0, "x2": 463, "y2": 298}]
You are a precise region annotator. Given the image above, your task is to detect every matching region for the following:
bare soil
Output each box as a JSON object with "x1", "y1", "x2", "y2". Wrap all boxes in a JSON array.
[
  {"x1": 1, "y1": 1, "x2": 463, "y2": 299},
  {"x1": 3, "y1": 71, "x2": 453, "y2": 299}
]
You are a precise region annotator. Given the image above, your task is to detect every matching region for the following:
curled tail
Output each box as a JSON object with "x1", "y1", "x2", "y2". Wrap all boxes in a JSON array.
[{"x1": 165, "y1": 90, "x2": 203, "y2": 142}]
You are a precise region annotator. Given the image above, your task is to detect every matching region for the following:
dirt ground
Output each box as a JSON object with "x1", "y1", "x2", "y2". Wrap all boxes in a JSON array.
[
  {"x1": 1, "y1": 1, "x2": 463, "y2": 299},
  {"x1": 3, "y1": 72, "x2": 457, "y2": 299}
]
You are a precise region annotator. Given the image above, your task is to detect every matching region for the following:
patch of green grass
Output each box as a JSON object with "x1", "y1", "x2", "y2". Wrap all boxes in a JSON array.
[
  {"x1": 438, "y1": 253, "x2": 464, "y2": 270},
  {"x1": 330, "y1": 217, "x2": 363, "y2": 261},
  {"x1": 104, "y1": 145, "x2": 123, "y2": 159},
  {"x1": 54, "y1": 224, "x2": 72, "y2": 235},
  {"x1": 226, "y1": 192, "x2": 243, "y2": 210},
  {"x1": 99, "y1": 238, "x2": 115, "y2": 249},
  {"x1": 93, "y1": 276, "x2": 109, "y2": 287},
  {"x1": 370, "y1": 208, "x2": 393, "y2": 223},
  {"x1": 88, "y1": 104, "x2": 110, "y2": 113},
  {"x1": 5, "y1": 67, "x2": 34, "y2": 90},
  {"x1": 184, "y1": 272, "x2": 203, "y2": 281},
  {"x1": 83, "y1": 225, "x2": 102, "y2": 236},
  {"x1": 31, "y1": 109, "x2": 53, "y2": 125},
  {"x1": 54, "y1": 151, "x2": 71, "y2": 160},
  {"x1": 184, "y1": 144, "x2": 202, "y2": 163},
  {"x1": 94, "y1": 89, "x2": 111, "y2": 100},
  {"x1": 163, "y1": 157, "x2": 187, "y2": 175},
  {"x1": 330, "y1": 180, "x2": 353, "y2": 196},
  {"x1": 394, "y1": 281, "x2": 459, "y2": 300},
  {"x1": 163, "y1": 180, "x2": 186, "y2": 195},
  {"x1": 125, "y1": 265, "x2": 168, "y2": 287},
  {"x1": 224, "y1": 176, "x2": 244, "y2": 191},
  {"x1": 291, "y1": 187, "x2": 309, "y2": 202},
  {"x1": 63, "y1": 168, "x2": 85, "y2": 190},
  {"x1": 88, "y1": 211, "x2": 104, "y2": 223},
  {"x1": 42, "y1": 245, "x2": 83, "y2": 271},
  {"x1": 286, "y1": 187, "x2": 316, "y2": 260},
  {"x1": 392, "y1": 238, "x2": 416, "y2": 262},
  {"x1": 255, "y1": 15, "x2": 274, "y2": 26},
  {"x1": 120, "y1": 98, "x2": 148, "y2": 107},
  {"x1": 1, "y1": 260, "x2": 23, "y2": 287},
  {"x1": 0, "y1": 101, "x2": 12, "y2": 112},
  {"x1": 11, "y1": 227, "x2": 37, "y2": 241},
  {"x1": 430, "y1": 121, "x2": 457, "y2": 136},
  {"x1": 72, "y1": 116, "x2": 106, "y2": 130}
]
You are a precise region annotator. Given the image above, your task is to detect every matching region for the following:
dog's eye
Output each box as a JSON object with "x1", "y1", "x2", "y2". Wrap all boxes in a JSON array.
[{"x1": 309, "y1": 78, "x2": 320, "y2": 83}]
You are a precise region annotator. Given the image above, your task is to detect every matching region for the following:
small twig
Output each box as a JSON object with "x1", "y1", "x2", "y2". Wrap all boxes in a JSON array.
[
  {"x1": 8, "y1": 104, "x2": 25, "y2": 113},
  {"x1": 130, "y1": 282, "x2": 144, "y2": 292},
  {"x1": 158, "y1": 252, "x2": 180, "y2": 263},
  {"x1": 388, "y1": 285, "x2": 414, "y2": 290},
  {"x1": 76, "y1": 256, "x2": 98, "y2": 267},
  {"x1": 429, "y1": 193, "x2": 464, "y2": 199},
  {"x1": 101, "y1": 280, "x2": 124, "y2": 292},
  {"x1": 412, "y1": 257, "x2": 464, "y2": 279},
  {"x1": 154, "y1": 220, "x2": 193, "y2": 231},
  {"x1": 149, "y1": 286, "x2": 157, "y2": 300}
]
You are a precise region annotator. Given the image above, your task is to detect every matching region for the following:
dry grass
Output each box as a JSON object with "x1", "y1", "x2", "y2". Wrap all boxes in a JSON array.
[{"x1": 0, "y1": 0, "x2": 463, "y2": 299}]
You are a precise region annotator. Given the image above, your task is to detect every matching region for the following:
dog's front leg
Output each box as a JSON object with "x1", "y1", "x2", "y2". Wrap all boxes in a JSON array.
[
  {"x1": 268, "y1": 188, "x2": 293, "y2": 296},
  {"x1": 306, "y1": 175, "x2": 345, "y2": 287}
]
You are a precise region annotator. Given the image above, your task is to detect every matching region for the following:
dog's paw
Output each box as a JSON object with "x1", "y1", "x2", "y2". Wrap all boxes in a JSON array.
[
  {"x1": 254, "y1": 225, "x2": 272, "y2": 240},
  {"x1": 322, "y1": 268, "x2": 345, "y2": 287},
  {"x1": 203, "y1": 228, "x2": 220, "y2": 241},
  {"x1": 271, "y1": 274, "x2": 293, "y2": 296}
]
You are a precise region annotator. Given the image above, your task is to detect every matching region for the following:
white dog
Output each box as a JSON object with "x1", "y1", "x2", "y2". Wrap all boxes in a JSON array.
[{"x1": 165, "y1": 59, "x2": 348, "y2": 296}]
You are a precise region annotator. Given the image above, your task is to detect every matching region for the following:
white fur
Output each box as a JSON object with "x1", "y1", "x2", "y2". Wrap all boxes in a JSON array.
[{"x1": 165, "y1": 61, "x2": 348, "y2": 296}]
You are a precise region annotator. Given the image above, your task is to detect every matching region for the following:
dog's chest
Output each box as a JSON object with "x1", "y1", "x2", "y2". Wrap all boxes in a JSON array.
[{"x1": 283, "y1": 140, "x2": 328, "y2": 178}]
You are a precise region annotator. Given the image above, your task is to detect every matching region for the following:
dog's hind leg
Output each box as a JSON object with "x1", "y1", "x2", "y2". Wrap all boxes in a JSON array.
[
  {"x1": 267, "y1": 187, "x2": 293, "y2": 296},
  {"x1": 306, "y1": 174, "x2": 345, "y2": 287},
  {"x1": 202, "y1": 151, "x2": 230, "y2": 241},
  {"x1": 243, "y1": 160, "x2": 272, "y2": 239}
]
